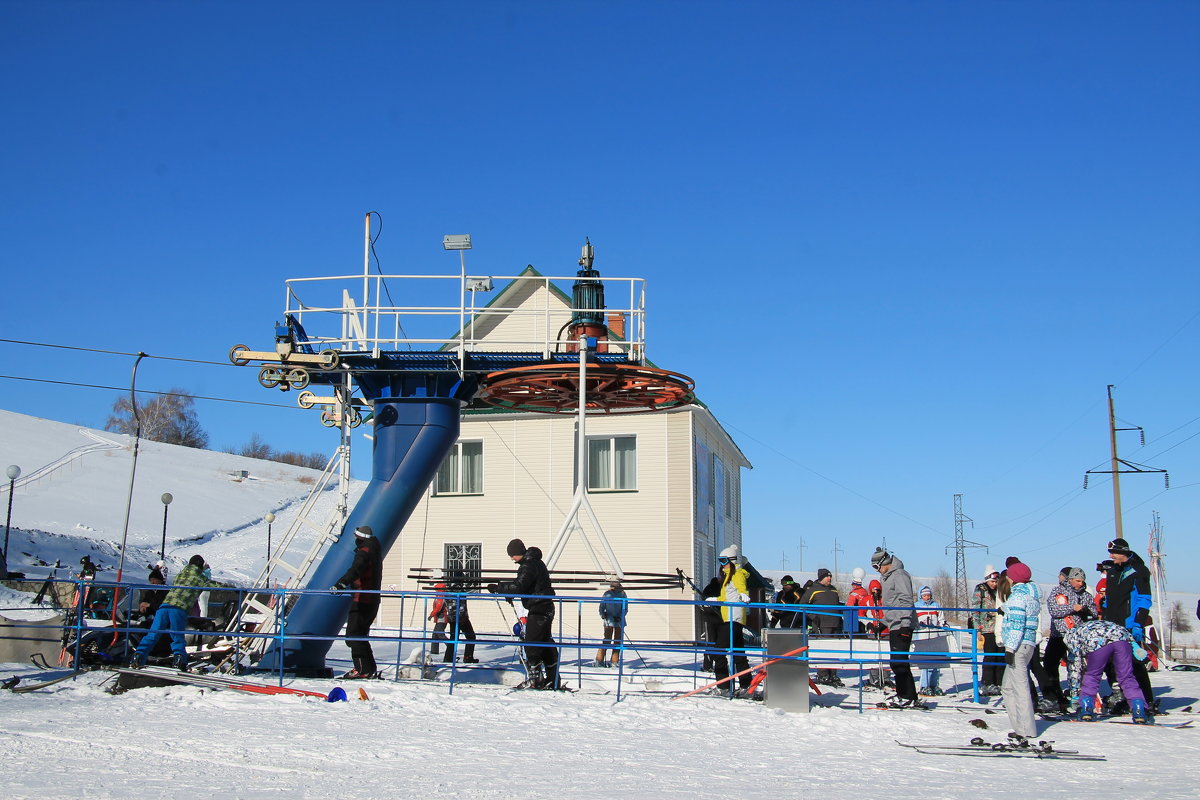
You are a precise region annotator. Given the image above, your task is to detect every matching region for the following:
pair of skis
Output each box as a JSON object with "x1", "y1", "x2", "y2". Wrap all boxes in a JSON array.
[
  {"x1": 896, "y1": 739, "x2": 1106, "y2": 761},
  {"x1": 114, "y1": 665, "x2": 346, "y2": 700}
]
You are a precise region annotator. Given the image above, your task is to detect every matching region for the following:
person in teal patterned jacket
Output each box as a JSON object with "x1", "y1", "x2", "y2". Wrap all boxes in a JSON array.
[
  {"x1": 999, "y1": 561, "x2": 1041, "y2": 739},
  {"x1": 132, "y1": 554, "x2": 211, "y2": 670}
]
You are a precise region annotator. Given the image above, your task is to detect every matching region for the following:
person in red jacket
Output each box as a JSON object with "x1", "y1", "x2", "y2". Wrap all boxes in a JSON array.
[
  {"x1": 332, "y1": 525, "x2": 383, "y2": 679},
  {"x1": 865, "y1": 578, "x2": 891, "y2": 689},
  {"x1": 846, "y1": 567, "x2": 873, "y2": 632}
]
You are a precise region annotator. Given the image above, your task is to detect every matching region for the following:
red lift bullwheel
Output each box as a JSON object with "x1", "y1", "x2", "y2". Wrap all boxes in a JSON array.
[{"x1": 479, "y1": 363, "x2": 695, "y2": 414}]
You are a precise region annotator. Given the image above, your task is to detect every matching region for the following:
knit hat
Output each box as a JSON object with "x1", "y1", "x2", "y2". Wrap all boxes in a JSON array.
[
  {"x1": 817, "y1": 568, "x2": 832, "y2": 581},
  {"x1": 1107, "y1": 538, "x2": 1132, "y2": 556},
  {"x1": 1066, "y1": 567, "x2": 1086, "y2": 582},
  {"x1": 354, "y1": 525, "x2": 374, "y2": 538},
  {"x1": 148, "y1": 566, "x2": 165, "y2": 582},
  {"x1": 1005, "y1": 556, "x2": 1020, "y2": 568},
  {"x1": 719, "y1": 544, "x2": 740, "y2": 560},
  {"x1": 188, "y1": 554, "x2": 206, "y2": 569},
  {"x1": 982, "y1": 564, "x2": 999, "y2": 579},
  {"x1": 1008, "y1": 562, "x2": 1032, "y2": 584},
  {"x1": 870, "y1": 548, "x2": 892, "y2": 568},
  {"x1": 781, "y1": 575, "x2": 795, "y2": 585},
  {"x1": 920, "y1": 585, "x2": 932, "y2": 596},
  {"x1": 507, "y1": 538, "x2": 527, "y2": 557}
]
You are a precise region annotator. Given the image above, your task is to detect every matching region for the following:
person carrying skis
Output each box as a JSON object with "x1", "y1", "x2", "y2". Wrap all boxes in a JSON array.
[
  {"x1": 915, "y1": 585, "x2": 947, "y2": 696},
  {"x1": 999, "y1": 561, "x2": 1041, "y2": 740},
  {"x1": 595, "y1": 579, "x2": 628, "y2": 667},
  {"x1": 1064, "y1": 618, "x2": 1151, "y2": 723},
  {"x1": 871, "y1": 547, "x2": 921, "y2": 708},
  {"x1": 489, "y1": 538, "x2": 560, "y2": 689},
  {"x1": 132, "y1": 554, "x2": 211, "y2": 670},
  {"x1": 332, "y1": 525, "x2": 383, "y2": 679}
]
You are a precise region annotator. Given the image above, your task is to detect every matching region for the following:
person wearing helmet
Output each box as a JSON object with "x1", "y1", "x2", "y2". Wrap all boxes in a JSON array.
[
  {"x1": 770, "y1": 575, "x2": 804, "y2": 628},
  {"x1": 846, "y1": 567, "x2": 872, "y2": 633},
  {"x1": 708, "y1": 544, "x2": 753, "y2": 696},
  {"x1": 332, "y1": 525, "x2": 384, "y2": 679}
]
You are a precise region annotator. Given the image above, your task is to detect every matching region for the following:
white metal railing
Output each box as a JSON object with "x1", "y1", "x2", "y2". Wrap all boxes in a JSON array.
[{"x1": 281, "y1": 272, "x2": 647, "y2": 363}]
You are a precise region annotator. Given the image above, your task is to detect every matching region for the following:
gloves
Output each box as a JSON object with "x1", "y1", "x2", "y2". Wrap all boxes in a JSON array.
[
  {"x1": 1132, "y1": 643, "x2": 1148, "y2": 662},
  {"x1": 976, "y1": 633, "x2": 985, "y2": 649},
  {"x1": 486, "y1": 584, "x2": 499, "y2": 594},
  {"x1": 1128, "y1": 622, "x2": 1144, "y2": 643},
  {"x1": 1004, "y1": 650, "x2": 1016, "y2": 667}
]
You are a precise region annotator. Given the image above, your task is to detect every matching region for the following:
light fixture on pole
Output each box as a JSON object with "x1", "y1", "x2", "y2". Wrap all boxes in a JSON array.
[
  {"x1": 264, "y1": 512, "x2": 276, "y2": 584},
  {"x1": 2, "y1": 464, "x2": 20, "y2": 579},
  {"x1": 159, "y1": 492, "x2": 173, "y2": 562}
]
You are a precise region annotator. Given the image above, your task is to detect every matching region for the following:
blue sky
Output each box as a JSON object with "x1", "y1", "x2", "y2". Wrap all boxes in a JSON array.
[{"x1": 2, "y1": 2, "x2": 1198, "y2": 592}]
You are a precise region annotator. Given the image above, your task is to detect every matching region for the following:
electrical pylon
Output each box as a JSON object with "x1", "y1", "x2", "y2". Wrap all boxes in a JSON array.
[{"x1": 946, "y1": 493, "x2": 986, "y2": 622}]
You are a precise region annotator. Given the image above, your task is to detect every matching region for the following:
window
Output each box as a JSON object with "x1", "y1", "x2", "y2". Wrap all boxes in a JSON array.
[
  {"x1": 444, "y1": 543, "x2": 482, "y2": 585},
  {"x1": 434, "y1": 441, "x2": 483, "y2": 495},
  {"x1": 587, "y1": 435, "x2": 636, "y2": 491}
]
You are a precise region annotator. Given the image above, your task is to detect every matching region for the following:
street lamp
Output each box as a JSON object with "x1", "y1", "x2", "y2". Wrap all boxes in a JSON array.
[
  {"x1": 2, "y1": 464, "x2": 20, "y2": 579},
  {"x1": 159, "y1": 492, "x2": 174, "y2": 562},
  {"x1": 264, "y1": 512, "x2": 276, "y2": 584}
]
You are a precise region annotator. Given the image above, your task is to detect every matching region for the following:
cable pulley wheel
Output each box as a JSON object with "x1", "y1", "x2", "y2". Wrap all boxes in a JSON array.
[{"x1": 479, "y1": 363, "x2": 694, "y2": 414}]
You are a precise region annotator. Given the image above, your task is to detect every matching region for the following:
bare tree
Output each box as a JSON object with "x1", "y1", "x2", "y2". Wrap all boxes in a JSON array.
[
  {"x1": 105, "y1": 389, "x2": 209, "y2": 449},
  {"x1": 227, "y1": 434, "x2": 326, "y2": 470},
  {"x1": 1168, "y1": 600, "x2": 1194, "y2": 636}
]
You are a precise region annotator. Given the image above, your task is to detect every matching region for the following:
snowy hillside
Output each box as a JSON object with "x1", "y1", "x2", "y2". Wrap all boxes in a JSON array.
[{"x1": 0, "y1": 409, "x2": 364, "y2": 586}]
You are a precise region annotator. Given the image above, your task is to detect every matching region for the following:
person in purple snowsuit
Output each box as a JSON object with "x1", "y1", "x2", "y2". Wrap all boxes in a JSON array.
[{"x1": 1063, "y1": 618, "x2": 1150, "y2": 723}]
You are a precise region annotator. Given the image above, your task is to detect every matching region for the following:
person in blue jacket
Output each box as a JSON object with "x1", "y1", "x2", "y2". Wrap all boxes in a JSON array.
[
  {"x1": 1100, "y1": 538, "x2": 1156, "y2": 712},
  {"x1": 595, "y1": 579, "x2": 628, "y2": 667}
]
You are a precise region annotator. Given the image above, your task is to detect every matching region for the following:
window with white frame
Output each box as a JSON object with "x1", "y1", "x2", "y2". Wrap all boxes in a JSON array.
[
  {"x1": 434, "y1": 441, "x2": 483, "y2": 495},
  {"x1": 587, "y1": 435, "x2": 637, "y2": 491}
]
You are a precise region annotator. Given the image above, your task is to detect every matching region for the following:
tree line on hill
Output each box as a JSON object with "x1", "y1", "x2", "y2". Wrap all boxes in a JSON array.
[{"x1": 104, "y1": 390, "x2": 325, "y2": 470}]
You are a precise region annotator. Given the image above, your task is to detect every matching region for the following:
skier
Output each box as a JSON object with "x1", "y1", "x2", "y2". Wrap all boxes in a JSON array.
[
  {"x1": 769, "y1": 575, "x2": 804, "y2": 628},
  {"x1": 845, "y1": 568, "x2": 872, "y2": 633},
  {"x1": 595, "y1": 579, "x2": 627, "y2": 667},
  {"x1": 707, "y1": 545, "x2": 753, "y2": 696},
  {"x1": 801, "y1": 568, "x2": 843, "y2": 686},
  {"x1": 331, "y1": 525, "x2": 383, "y2": 679},
  {"x1": 915, "y1": 585, "x2": 947, "y2": 696},
  {"x1": 999, "y1": 561, "x2": 1041, "y2": 740},
  {"x1": 864, "y1": 578, "x2": 891, "y2": 689},
  {"x1": 1099, "y1": 537, "x2": 1156, "y2": 712},
  {"x1": 428, "y1": 582, "x2": 451, "y2": 660},
  {"x1": 971, "y1": 565, "x2": 1004, "y2": 696},
  {"x1": 131, "y1": 554, "x2": 211, "y2": 670},
  {"x1": 488, "y1": 538, "x2": 559, "y2": 689},
  {"x1": 441, "y1": 581, "x2": 478, "y2": 664},
  {"x1": 1065, "y1": 618, "x2": 1151, "y2": 723},
  {"x1": 1044, "y1": 566, "x2": 1093, "y2": 712},
  {"x1": 871, "y1": 547, "x2": 921, "y2": 708}
]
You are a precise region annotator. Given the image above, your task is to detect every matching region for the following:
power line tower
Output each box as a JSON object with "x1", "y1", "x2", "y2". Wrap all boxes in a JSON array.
[{"x1": 945, "y1": 493, "x2": 986, "y2": 623}]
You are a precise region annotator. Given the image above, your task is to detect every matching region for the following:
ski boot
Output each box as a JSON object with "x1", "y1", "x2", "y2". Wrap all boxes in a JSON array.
[
  {"x1": 1130, "y1": 698, "x2": 1152, "y2": 724},
  {"x1": 172, "y1": 653, "x2": 189, "y2": 672},
  {"x1": 1077, "y1": 695, "x2": 1096, "y2": 722},
  {"x1": 1036, "y1": 697, "x2": 1061, "y2": 715}
]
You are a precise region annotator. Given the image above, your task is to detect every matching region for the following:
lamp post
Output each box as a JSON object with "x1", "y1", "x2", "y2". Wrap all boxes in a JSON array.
[
  {"x1": 159, "y1": 492, "x2": 173, "y2": 562},
  {"x1": 264, "y1": 512, "x2": 276, "y2": 584},
  {"x1": 2, "y1": 464, "x2": 20, "y2": 579}
]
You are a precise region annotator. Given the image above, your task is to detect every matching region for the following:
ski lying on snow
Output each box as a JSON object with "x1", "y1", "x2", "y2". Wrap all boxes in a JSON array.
[
  {"x1": 115, "y1": 666, "x2": 331, "y2": 699},
  {"x1": 4, "y1": 670, "x2": 79, "y2": 693},
  {"x1": 895, "y1": 741, "x2": 1105, "y2": 761},
  {"x1": 1059, "y1": 717, "x2": 1192, "y2": 729}
]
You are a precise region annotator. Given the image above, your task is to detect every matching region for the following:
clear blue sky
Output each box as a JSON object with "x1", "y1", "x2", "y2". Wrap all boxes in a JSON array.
[{"x1": 2, "y1": 2, "x2": 1198, "y2": 592}]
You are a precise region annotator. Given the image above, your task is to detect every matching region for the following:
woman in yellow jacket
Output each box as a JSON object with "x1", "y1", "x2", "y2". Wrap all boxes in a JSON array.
[{"x1": 710, "y1": 545, "x2": 752, "y2": 694}]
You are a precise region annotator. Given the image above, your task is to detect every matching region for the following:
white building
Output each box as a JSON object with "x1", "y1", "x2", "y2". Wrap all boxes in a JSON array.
[{"x1": 379, "y1": 266, "x2": 751, "y2": 645}]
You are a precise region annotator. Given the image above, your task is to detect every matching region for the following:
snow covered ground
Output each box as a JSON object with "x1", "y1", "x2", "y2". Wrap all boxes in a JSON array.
[
  {"x1": 3, "y1": 408, "x2": 1200, "y2": 798},
  {"x1": 1, "y1": 656, "x2": 1198, "y2": 800}
]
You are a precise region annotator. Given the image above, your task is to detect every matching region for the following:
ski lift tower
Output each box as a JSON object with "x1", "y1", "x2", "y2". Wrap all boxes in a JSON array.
[{"x1": 228, "y1": 219, "x2": 693, "y2": 673}]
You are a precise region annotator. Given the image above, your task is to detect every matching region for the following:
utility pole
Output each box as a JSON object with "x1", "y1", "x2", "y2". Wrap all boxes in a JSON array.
[
  {"x1": 832, "y1": 538, "x2": 843, "y2": 584},
  {"x1": 798, "y1": 537, "x2": 807, "y2": 573},
  {"x1": 1084, "y1": 385, "x2": 1168, "y2": 539},
  {"x1": 945, "y1": 493, "x2": 986, "y2": 624},
  {"x1": 780, "y1": 551, "x2": 789, "y2": 571}
]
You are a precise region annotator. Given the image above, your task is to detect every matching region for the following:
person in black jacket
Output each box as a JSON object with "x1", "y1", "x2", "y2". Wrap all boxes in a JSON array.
[
  {"x1": 769, "y1": 575, "x2": 805, "y2": 628},
  {"x1": 489, "y1": 539, "x2": 559, "y2": 689},
  {"x1": 332, "y1": 525, "x2": 383, "y2": 679},
  {"x1": 1100, "y1": 537, "x2": 1156, "y2": 712},
  {"x1": 802, "y1": 568, "x2": 844, "y2": 686}
]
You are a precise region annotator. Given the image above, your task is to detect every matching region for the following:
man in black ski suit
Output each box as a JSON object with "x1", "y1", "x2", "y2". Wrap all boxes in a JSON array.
[
  {"x1": 332, "y1": 525, "x2": 383, "y2": 679},
  {"x1": 1100, "y1": 537, "x2": 1156, "y2": 711},
  {"x1": 488, "y1": 538, "x2": 559, "y2": 689}
]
